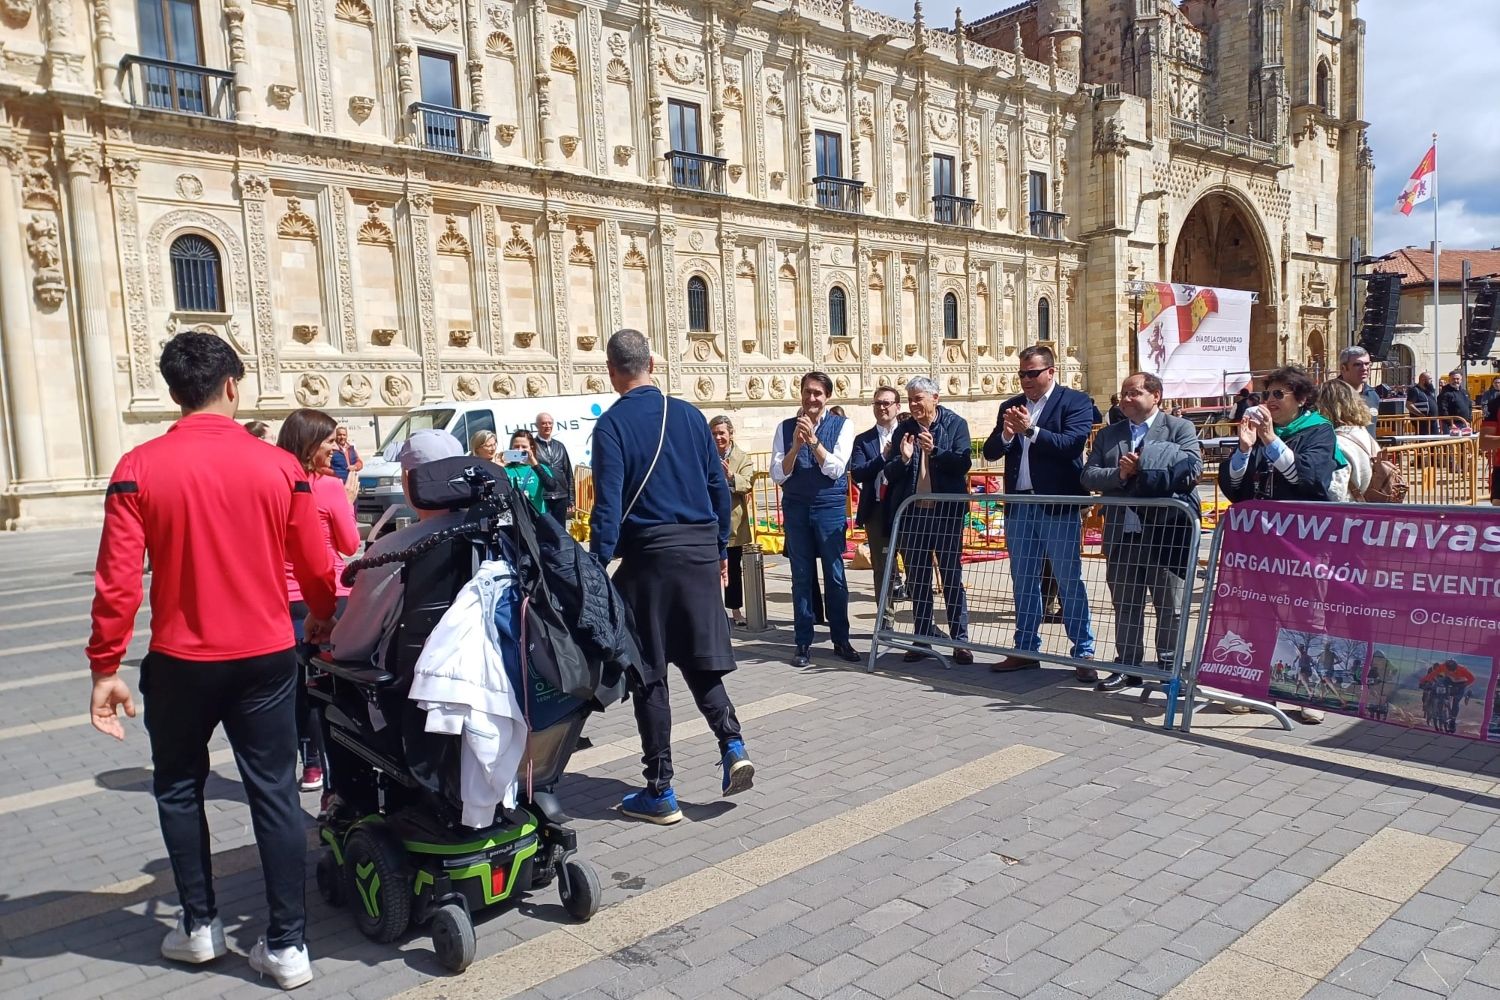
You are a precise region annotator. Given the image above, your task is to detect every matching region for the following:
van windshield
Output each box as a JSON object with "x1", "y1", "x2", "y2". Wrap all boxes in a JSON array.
[{"x1": 377, "y1": 409, "x2": 457, "y2": 453}]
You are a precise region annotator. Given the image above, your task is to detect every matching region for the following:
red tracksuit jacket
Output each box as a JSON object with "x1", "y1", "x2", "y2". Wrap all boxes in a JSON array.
[{"x1": 87, "y1": 412, "x2": 338, "y2": 675}]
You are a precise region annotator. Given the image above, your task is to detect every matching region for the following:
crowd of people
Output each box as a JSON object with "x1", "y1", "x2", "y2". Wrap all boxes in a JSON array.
[{"x1": 81, "y1": 325, "x2": 1448, "y2": 987}]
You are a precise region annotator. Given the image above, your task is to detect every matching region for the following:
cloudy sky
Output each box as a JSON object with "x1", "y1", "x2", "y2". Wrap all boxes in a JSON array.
[{"x1": 853, "y1": 0, "x2": 1498, "y2": 253}]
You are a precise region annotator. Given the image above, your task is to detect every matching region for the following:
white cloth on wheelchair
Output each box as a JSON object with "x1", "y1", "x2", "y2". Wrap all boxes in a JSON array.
[{"x1": 411, "y1": 558, "x2": 526, "y2": 827}]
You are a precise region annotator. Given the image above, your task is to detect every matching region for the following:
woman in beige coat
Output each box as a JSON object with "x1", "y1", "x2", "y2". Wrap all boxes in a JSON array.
[{"x1": 710, "y1": 415, "x2": 755, "y2": 626}]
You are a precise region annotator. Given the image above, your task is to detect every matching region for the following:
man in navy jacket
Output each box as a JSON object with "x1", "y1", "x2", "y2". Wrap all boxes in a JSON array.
[
  {"x1": 847, "y1": 385, "x2": 904, "y2": 602},
  {"x1": 883, "y1": 377, "x2": 973, "y2": 664},
  {"x1": 982, "y1": 344, "x2": 1098, "y2": 679}
]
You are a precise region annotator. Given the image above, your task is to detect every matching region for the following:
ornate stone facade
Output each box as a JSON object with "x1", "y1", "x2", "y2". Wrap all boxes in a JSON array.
[{"x1": 0, "y1": 0, "x2": 1368, "y2": 527}]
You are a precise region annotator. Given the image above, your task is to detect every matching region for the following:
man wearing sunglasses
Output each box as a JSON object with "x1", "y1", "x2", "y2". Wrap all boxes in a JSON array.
[{"x1": 982, "y1": 344, "x2": 1097, "y2": 679}]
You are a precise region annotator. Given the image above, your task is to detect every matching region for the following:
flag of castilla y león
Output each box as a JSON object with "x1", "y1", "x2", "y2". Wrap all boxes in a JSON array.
[{"x1": 1395, "y1": 145, "x2": 1436, "y2": 216}]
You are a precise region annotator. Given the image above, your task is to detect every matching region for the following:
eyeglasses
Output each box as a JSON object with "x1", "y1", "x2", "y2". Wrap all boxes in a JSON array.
[
  {"x1": 873, "y1": 399, "x2": 898, "y2": 407},
  {"x1": 1018, "y1": 367, "x2": 1052, "y2": 380},
  {"x1": 1268, "y1": 389, "x2": 1292, "y2": 400}
]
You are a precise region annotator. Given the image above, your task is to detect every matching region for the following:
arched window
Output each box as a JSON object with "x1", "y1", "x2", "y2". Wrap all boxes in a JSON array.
[
  {"x1": 1316, "y1": 59, "x2": 1332, "y2": 114},
  {"x1": 828, "y1": 285, "x2": 847, "y2": 338},
  {"x1": 1037, "y1": 296, "x2": 1051, "y2": 341},
  {"x1": 943, "y1": 291, "x2": 959, "y2": 339},
  {"x1": 170, "y1": 234, "x2": 224, "y2": 313},
  {"x1": 686, "y1": 275, "x2": 710, "y2": 332}
]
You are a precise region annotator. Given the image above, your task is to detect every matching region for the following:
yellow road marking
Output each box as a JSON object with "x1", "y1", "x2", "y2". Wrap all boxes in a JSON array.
[
  {"x1": 1164, "y1": 828, "x2": 1463, "y2": 1000},
  {"x1": 393, "y1": 744, "x2": 1062, "y2": 1000}
]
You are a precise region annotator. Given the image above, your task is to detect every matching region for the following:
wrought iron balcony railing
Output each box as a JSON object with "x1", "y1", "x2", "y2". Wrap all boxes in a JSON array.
[
  {"x1": 665, "y1": 150, "x2": 728, "y2": 193},
  {"x1": 122, "y1": 54, "x2": 234, "y2": 120},
  {"x1": 813, "y1": 176, "x2": 864, "y2": 214},
  {"x1": 410, "y1": 103, "x2": 491, "y2": 159},
  {"x1": 1029, "y1": 209, "x2": 1067, "y2": 240},
  {"x1": 932, "y1": 194, "x2": 976, "y2": 227}
]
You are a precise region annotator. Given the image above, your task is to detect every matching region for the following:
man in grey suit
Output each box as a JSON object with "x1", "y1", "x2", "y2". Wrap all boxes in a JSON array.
[{"x1": 1081, "y1": 372, "x2": 1202, "y2": 692}]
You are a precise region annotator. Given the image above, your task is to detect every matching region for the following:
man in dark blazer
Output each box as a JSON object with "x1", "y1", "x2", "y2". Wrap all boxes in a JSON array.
[
  {"x1": 1081, "y1": 372, "x2": 1202, "y2": 692},
  {"x1": 884, "y1": 377, "x2": 974, "y2": 664},
  {"x1": 848, "y1": 385, "x2": 904, "y2": 601},
  {"x1": 982, "y1": 344, "x2": 1098, "y2": 679}
]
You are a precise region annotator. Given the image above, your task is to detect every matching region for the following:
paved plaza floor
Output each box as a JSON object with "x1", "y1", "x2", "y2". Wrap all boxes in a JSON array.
[{"x1": 4, "y1": 528, "x2": 1500, "y2": 1000}]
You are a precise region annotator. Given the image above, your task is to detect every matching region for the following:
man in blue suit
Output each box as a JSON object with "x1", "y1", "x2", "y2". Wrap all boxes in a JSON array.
[
  {"x1": 982, "y1": 344, "x2": 1098, "y2": 679},
  {"x1": 883, "y1": 377, "x2": 973, "y2": 664},
  {"x1": 848, "y1": 385, "x2": 904, "y2": 602}
]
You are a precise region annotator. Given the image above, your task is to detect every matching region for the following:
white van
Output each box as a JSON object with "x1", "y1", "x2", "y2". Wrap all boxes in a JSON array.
[{"x1": 355, "y1": 394, "x2": 616, "y2": 535}]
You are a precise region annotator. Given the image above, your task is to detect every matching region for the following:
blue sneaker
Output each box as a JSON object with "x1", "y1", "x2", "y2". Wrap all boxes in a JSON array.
[
  {"x1": 620, "y1": 787, "x2": 683, "y2": 824},
  {"x1": 721, "y1": 740, "x2": 755, "y2": 797}
]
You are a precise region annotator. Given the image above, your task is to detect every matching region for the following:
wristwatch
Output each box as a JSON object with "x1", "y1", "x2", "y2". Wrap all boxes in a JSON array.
[{"x1": 1024, "y1": 426, "x2": 1038, "y2": 440}]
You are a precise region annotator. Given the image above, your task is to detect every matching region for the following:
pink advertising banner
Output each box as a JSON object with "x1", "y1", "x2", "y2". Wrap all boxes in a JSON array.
[{"x1": 1197, "y1": 501, "x2": 1500, "y2": 740}]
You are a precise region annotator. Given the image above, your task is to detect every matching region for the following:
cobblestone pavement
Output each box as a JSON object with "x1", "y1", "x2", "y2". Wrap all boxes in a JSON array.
[{"x1": 4, "y1": 528, "x2": 1500, "y2": 1000}]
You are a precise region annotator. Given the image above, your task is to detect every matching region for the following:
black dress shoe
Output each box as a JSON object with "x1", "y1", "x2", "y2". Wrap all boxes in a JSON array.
[
  {"x1": 1074, "y1": 666, "x2": 1100, "y2": 684},
  {"x1": 904, "y1": 644, "x2": 933, "y2": 662},
  {"x1": 1095, "y1": 672, "x2": 1142, "y2": 692},
  {"x1": 833, "y1": 642, "x2": 861, "y2": 663},
  {"x1": 793, "y1": 645, "x2": 811, "y2": 667},
  {"x1": 953, "y1": 648, "x2": 974, "y2": 666}
]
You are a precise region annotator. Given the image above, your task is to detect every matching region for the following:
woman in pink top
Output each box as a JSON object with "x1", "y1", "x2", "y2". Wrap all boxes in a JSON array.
[{"x1": 276, "y1": 408, "x2": 359, "y2": 792}]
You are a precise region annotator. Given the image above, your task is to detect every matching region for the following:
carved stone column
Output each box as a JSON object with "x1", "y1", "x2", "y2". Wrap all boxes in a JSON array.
[
  {"x1": 718, "y1": 227, "x2": 737, "y2": 391},
  {"x1": 60, "y1": 140, "x2": 122, "y2": 475},
  {"x1": 237, "y1": 170, "x2": 285, "y2": 405},
  {"x1": 394, "y1": 0, "x2": 417, "y2": 141},
  {"x1": 223, "y1": 0, "x2": 256, "y2": 122},
  {"x1": 0, "y1": 136, "x2": 49, "y2": 482},
  {"x1": 90, "y1": 0, "x2": 123, "y2": 101},
  {"x1": 403, "y1": 187, "x2": 442, "y2": 401},
  {"x1": 43, "y1": 0, "x2": 86, "y2": 92},
  {"x1": 705, "y1": 15, "x2": 725, "y2": 158},
  {"x1": 643, "y1": 0, "x2": 666, "y2": 181},
  {"x1": 104, "y1": 153, "x2": 157, "y2": 409},
  {"x1": 531, "y1": 0, "x2": 556, "y2": 163},
  {"x1": 543, "y1": 207, "x2": 573, "y2": 390},
  {"x1": 465, "y1": 2, "x2": 486, "y2": 109},
  {"x1": 659, "y1": 219, "x2": 681, "y2": 391},
  {"x1": 581, "y1": 7, "x2": 607, "y2": 173}
]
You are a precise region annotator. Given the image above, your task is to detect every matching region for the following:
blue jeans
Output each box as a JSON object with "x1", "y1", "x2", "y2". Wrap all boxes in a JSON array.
[
  {"x1": 784, "y1": 500, "x2": 850, "y2": 647},
  {"x1": 1007, "y1": 502, "x2": 1095, "y2": 658}
]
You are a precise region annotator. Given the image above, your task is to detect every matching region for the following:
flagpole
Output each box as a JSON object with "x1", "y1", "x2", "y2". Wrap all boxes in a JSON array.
[{"x1": 1432, "y1": 131, "x2": 1440, "y2": 378}]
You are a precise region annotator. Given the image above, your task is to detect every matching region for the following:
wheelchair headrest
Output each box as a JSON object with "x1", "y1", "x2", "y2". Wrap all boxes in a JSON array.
[{"x1": 405, "y1": 456, "x2": 511, "y2": 511}]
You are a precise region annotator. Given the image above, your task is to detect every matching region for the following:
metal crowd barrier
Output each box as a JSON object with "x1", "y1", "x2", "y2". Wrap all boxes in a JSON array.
[{"x1": 868, "y1": 492, "x2": 1201, "y2": 729}]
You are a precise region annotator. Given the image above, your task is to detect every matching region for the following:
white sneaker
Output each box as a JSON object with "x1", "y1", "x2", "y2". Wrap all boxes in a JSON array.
[
  {"x1": 160, "y1": 915, "x2": 227, "y2": 964},
  {"x1": 249, "y1": 938, "x2": 313, "y2": 990}
]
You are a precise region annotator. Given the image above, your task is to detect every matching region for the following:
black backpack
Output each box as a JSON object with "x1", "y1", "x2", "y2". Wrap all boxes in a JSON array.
[{"x1": 406, "y1": 457, "x2": 635, "y2": 707}]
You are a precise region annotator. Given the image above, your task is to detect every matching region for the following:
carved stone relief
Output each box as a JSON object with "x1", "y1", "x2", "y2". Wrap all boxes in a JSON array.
[
  {"x1": 296, "y1": 373, "x2": 330, "y2": 406},
  {"x1": 26, "y1": 214, "x2": 65, "y2": 308},
  {"x1": 380, "y1": 373, "x2": 413, "y2": 405},
  {"x1": 340, "y1": 373, "x2": 372, "y2": 405}
]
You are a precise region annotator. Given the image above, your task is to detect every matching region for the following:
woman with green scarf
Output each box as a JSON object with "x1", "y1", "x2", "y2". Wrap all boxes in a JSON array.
[
  {"x1": 503, "y1": 428, "x2": 560, "y2": 520},
  {"x1": 1220, "y1": 364, "x2": 1343, "y2": 503}
]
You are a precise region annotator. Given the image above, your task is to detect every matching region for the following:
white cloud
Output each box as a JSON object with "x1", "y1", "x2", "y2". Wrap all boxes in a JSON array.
[{"x1": 1362, "y1": 0, "x2": 1500, "y2": 252}]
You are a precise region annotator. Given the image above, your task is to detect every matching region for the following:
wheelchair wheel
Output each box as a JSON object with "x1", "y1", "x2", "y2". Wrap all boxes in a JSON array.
[
  {"x1": 430, "y1": 903, "x2": 476, "y2": 973},
  {"x1": 559, "y1": 858, "x2": 600, "y2": 921},
  {"x1": 316, "y1": 850, "x2": 343, "y2": 907},
  {"x1": 343, "y1": 826, "x2": 411, "y2": 942}
]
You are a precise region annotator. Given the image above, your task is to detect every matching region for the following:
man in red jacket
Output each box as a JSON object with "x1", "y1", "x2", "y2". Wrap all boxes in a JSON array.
[{"x1": 87, "y1": 332, "x2": 337, "y2": 990}]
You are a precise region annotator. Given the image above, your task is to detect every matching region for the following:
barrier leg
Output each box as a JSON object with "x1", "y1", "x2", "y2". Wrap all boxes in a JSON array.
[{"x1": 1164, "y1": 676, "x2": 1180, "y2": 730}]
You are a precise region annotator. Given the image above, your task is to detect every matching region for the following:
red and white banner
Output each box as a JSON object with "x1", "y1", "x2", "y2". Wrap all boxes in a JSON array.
[
  {"x1": 1396, "y1": 145, "x2": 1436, "y2": 216},
  {"x1": 1135, "y1": 283, "x2": 1253, "y2": 398}
]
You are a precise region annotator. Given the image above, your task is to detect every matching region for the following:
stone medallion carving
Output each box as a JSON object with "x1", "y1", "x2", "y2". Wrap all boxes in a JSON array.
[
  {"x1": 585, "y1": 375, "x2": 606, "y2": 393},
  {"x1": 175, "y1": 174, "x2": 204, "y2": 200},
  {"x1": 454, "y1": 374, "x2": 482, "y2": 399},
  {"x1": 770, "y1": 375, "x2": 786, "y2": 398},
  {"x1": 525, "y1": 375, "x2": 546, "y2": 397},
  {"x1": 834, "y1": 375, "x2": 850, "y2": 397},
  {"x1": 694, "y1": 376, "x2": 713, "y2": 401},
  {"x1": 691, "y1": 338, "x2": 712, "y2": 362},
  {"x1": 339, "y1": 373, "x2": 372, "y2": 406},
  {"x1": 380, "y1": 373, "x2": 413, "y2": 406},
  {"x1": 492, "y1": 374, "x2": 515, "y2": 397},
  {"x1": 296, "y1": 373, "x2": 330, "y2": 407},
  {"x1": 413, "y1": 0, "x2": 458, "y2": 31},
  {"x1": 746, "y1": 376, "x2": 765, "y2": 400}
]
